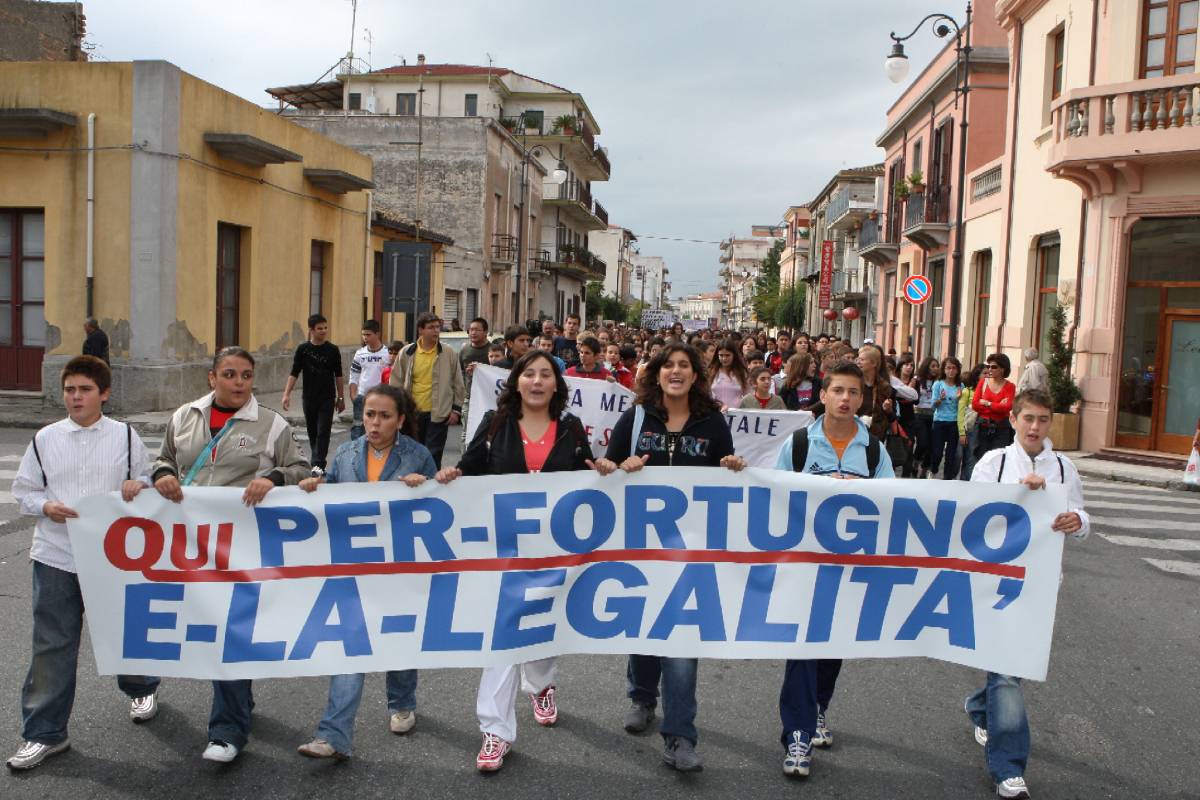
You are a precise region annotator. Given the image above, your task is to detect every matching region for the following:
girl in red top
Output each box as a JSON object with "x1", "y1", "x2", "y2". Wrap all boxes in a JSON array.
[
  {"x1": 564, "y1": 337, "x2": 612, "y2": 381},
  {"x1": 972, "y1": 352, "x2": 1016, "y2": 458},
  {"x1": 605, "y1": 343, "x2": 635, "y2": 389}
]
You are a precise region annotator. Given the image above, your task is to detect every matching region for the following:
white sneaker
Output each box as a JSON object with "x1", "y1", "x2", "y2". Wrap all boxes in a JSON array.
[
  {"x1": 7, "y1": 740, "x2": 70, "y2": 770},
  {"x1": 997, "y1": 776, "x2": 1030, "y2": 798},
  {"x1": 130, "y1": 689, "x2": 159, "y2": 723},
  {"x1": 202, "y1": 740, "x2": 239, "y2": 763},
  {"x1": 975, "y1": 725, "x2": 989, "y2": 746},
  {"x1": 812, "y1": 710, "x2": 833, "y2": 748},
  {"x1": 389, "y1": 710, "x2": 416, "y2": 735}
]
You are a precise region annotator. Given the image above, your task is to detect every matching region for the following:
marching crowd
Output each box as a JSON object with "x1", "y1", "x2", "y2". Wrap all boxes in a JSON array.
[{"x1": 8, "y1": 311, "x2": 1091, "y2": 800}]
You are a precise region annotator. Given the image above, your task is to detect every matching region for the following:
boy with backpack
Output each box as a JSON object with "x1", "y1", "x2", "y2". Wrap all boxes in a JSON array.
[
  {"x1": 772, "y1": 360, "x2": 894, "y2": 779},
  {"x1": 964, "y1": 388, "x2": 1089, "y2": 799},
  {"x1": 7, "y1": 356, "x2": 160, "y2": 771}
]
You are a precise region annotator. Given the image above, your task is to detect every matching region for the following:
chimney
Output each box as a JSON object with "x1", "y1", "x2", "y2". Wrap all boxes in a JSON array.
[{"x1": 417, "y1": 54, "x2": 426, "y2": 65}]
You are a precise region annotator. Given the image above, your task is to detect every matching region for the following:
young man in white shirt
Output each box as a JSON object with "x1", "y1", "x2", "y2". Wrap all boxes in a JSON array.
[
  {"x1": 966, "y1": 388, "x2": 1089, "y2": 800},
  {"x1": 8, "y1": 356, "x2": 159, "y2": 771},
  {"x1": 348, "y1": 319, "x2": 389, "y2": 441}
]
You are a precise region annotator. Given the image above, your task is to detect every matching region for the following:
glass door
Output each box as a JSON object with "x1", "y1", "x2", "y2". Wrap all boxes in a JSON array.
[
  {"x1": 0, "y1": 210, "x2": 46, "y2": 391},
  {"x1": 1158, "y1": 316, "x2": 1200, "y2": 453}
]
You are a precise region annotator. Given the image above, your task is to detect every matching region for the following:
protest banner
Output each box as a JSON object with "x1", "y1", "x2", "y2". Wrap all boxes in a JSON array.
[
  {"x1": 69, "y1": 468, "x2": 1066, "y2": 681},
  {"x1": 640, "y1": 309, "x2": 676, "y2": 329},
  {"x1": 466, "y1": 365, "x2": 813, "y2": 466}
]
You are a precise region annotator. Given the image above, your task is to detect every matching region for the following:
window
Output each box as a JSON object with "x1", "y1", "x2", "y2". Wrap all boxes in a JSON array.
[
  {"x1": 522, "y1": 109, "x2": 544, "y2": 133},
  {"x1": 931, "y1": 121, "x2": 953, "y2": 187},
  {"x1": 216, "y1": 223, "x2": 241, "y2": 349},
  {"x1": 911, "y1": 140, "x2": 923, "y2": 177},
  {"x1": 1141, "y1": 0, "x2": 1198, "y2": 77},
  {"x1": 464, "y1": 93, "x2": 478, "y2": 117},
  {"x1": 348, "y1": 92, "x2": 362, "y2": 111},
  {"x1": 0, "y1": 210, "x2": 46, "y2": 389},
  {"x1": 309, "y1": 240, "x2": 327, "y2": 316},
  {"x1": 1050, "y1": 28, "x2": 1065, "y2": 100},
  {"x1": 465, "y1": 288, "x2": 479, "y2": 321},
  {"x1": 973, "y1": 251, "x2": 993, "y2": 366},
  {"x1": 884, "y1": 270, "x2": 897, "y2": 349},
  {"x1": 1035, "y1": 235, "x2": 1060, "y2": 358},
  {"x1": 396, "y1": 93, "x2": 417, "y2": 115}
]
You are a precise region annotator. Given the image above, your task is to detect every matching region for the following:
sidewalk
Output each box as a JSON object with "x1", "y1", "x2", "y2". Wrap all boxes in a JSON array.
[{"x1": 1060, "y1": 450, "x2": 1199, "y2": 493}]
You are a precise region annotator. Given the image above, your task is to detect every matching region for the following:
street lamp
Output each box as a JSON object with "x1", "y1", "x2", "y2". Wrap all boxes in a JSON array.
[{"x1": 886, "y1": 3, "x2": 972, "y2": 357}]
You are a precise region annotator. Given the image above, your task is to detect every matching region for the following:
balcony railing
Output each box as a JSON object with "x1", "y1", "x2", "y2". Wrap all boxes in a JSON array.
[
  {"x1": 903, "y1": 184, "x2": 951, "y2": 229},
  {"x1": 491, "y1": 233, "x2": 517, "y2": 263},
  {"x1": 1048, "y1": 73, "x2": 1200, "y2": 197},
  {"x1": 827, "y1": 186, "x2": 876, "y2": 229},
  {"x1": 593, "y1": 200, "x2": 608, "y2": 227},
  {"x1": 970, "y1": 165, "x2": 1003, "y2": 201},
  {"x1": 857, "y1": 213, "x2": 900, "y2": 248}
]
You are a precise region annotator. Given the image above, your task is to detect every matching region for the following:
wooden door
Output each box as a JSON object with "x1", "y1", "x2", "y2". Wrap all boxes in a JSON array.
[
  {"x1": 0, "y1": 210, "x2": 46, "y2": 391},
  {"x1": 1156, "y1": 314, "x2": 1200, "y2": 453}
]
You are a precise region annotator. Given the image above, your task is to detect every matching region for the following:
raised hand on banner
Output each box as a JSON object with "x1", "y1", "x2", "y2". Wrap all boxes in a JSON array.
[
  {"x1": 242, "y1": 477, "x2": 275, "y2": 506},
  {"x1": 435, "y1": 466, "x2": 462, "y2": 484},
  {"x1": 42, "y1": 501, "x2": 78, "y2": 523},
  {"x1": 1020, "y1": 473, "x2": 1047, "y2": 491},
  {"x1": 121, "y1": 480, "x2": 147, "y2": 502},
  {"x1": 299, "y1": 476, "x2": 323, "y2": 492},
  {"x1": 154, "y1": 474, "x2": 184, "y2": 503},
  {"x1": 619, "y1": 453, "x2": 651, "y2": 473},
  {"x1": 1051, "y1": 512, "x2": 1082, "y2": 534},
  {"x1": 720, "y1": 455, "x2": 747, "y2": 472},
  {"x1": 402, "y1": 473, "x2": 428, "y2": 487},
  {"x1": 589, "y1": 458, "x2": 619, "y2": 475}
]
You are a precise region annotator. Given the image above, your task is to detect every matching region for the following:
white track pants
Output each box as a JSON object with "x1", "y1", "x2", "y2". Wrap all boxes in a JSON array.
[{"x1": 475, "y1": 658, "x2": 557, "y2": 743}]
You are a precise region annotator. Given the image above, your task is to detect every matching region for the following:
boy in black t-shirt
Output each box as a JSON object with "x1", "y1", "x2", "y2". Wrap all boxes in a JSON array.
[{"x1": 282, "y1": 314, "x2": 345, "y2": 472}]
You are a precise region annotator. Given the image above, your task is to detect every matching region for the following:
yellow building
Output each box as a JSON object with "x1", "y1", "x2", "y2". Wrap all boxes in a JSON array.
[{"x1": 0, "y1": 60, "x2": 378, "y2": 410}]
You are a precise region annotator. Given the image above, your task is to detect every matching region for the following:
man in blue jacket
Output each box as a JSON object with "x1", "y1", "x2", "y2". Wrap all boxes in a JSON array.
[{"x1": 773, "y1": 359, "x2": 894, "y2": 778}]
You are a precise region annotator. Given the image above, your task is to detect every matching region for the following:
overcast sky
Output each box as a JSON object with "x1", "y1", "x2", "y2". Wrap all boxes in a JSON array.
[{"x1": 85, "y1": 0, "x2": 950, "y2": 298}]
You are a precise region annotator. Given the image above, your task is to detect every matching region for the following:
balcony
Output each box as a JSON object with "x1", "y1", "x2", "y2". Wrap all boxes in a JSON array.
[
  {"x1": 831, "y1": 269, "x2": 866, "y2": 300},
  {"x1": 521, "y1": 121, "x2": 611, "y2": 181},
  {"x1": 547, "y1": 244, "x2": 606, "y2": 282},
  {"x1": 856, "y1": 212, "x2": 900, "y2": 267},
  {"x1": 827, "y1": 186, "x2": 877, "y2": 232},
  {"x1": 491, "y1": 233, "x2": 517, "y2": 267},
  {"x1": 593, "y1": 200, "x2": 609, "y2": 227},
  {"x1": 902, "y1": 184, "x2": 951, "y2": 250},
  {"x1": 543, "y1": 179, "x2": 607, "y2": 231},
  {"x1": 1047, "y1": 74, "x2": 1200, "y2": 198}
]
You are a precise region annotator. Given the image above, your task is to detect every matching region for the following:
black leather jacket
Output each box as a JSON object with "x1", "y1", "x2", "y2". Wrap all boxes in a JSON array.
[{"x1": 459, "y1": 410, "x2": 593, "y2": 475}]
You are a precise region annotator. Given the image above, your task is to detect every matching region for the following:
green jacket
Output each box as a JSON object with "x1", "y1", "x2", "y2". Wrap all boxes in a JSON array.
[{"x1": 391, "y1": 340, "x2": 465, "y2": 424}]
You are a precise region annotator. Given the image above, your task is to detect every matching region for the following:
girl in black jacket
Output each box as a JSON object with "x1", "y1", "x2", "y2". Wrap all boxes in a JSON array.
[
  {"x1": 436, "y1": 350, "x2": 596, "y2": 772},
  {"x1": 595, "y1": 343, "x2": 745, "y2": 773}
]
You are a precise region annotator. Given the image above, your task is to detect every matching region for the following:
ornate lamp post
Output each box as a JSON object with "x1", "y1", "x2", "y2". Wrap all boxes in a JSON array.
[{"x1": 886, "y1": 3, "x2": 972, "y2": 357}]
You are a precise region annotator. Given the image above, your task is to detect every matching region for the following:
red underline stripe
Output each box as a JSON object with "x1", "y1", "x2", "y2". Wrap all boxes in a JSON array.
[{"x1": 138, "y1": 549, "x2": 1025, "y2": 583}]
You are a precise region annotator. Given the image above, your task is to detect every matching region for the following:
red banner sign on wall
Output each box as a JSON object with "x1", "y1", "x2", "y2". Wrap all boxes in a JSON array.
[{"x1": 819, "y1": 241, "x2": 834, "y2": 309}]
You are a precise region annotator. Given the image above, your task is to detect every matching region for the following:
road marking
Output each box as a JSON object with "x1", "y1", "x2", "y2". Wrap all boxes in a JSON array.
[
  {"x1": 1143, "y1": 558, "x2": 1200, "y2": 578},
  {"x1": 0, "y1": 470, "x2": 16, "y2": 480},
  {"x1": 1086, "y1": 500, "x2": 1200, "y2": 514},
  {"x1": 1092, "y1": 516, "x2": 1197, "y2": 531},
  {"x1": 1098, "y1": 534, "x2": 1200, "y2": 550},
  {"x1": 0, "y1": 455, "x2": 22, "y2": 464},
  {"x1": 0, "y1": 496, "x2": 15, "y2": 505}
]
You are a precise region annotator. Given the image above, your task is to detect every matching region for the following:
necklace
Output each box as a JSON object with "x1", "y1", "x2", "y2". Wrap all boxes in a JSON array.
[{"x1": 370, "y1": 445, "x2": 391, "y2": 461}]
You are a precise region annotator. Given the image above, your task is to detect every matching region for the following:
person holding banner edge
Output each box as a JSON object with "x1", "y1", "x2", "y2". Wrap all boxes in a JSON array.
[
  {"x1": 773, "y1": 359, "x2": 895, "y2": 779},
  {"x1": 146, "y1": 346, "x2": 310, "y2": 764},
  {"x1": 436, "y1": 349, "x2": 603, "y2": 772},
  {"x1": 965, "y1": 388, "x2": 1089, "y2": 800},
  {"x1": 294, "y1": 383, "x2": 437, "y2": 760},
  {"x1": 7, "y1": 356, "x2": 161, "y2": 771},
  {"x1": 596, "y1": 342, "x2": 747, "y2": 773}
]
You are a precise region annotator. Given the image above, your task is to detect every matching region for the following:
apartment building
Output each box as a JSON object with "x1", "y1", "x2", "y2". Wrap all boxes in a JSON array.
[
  {"x1": 720, "y1": 226, "x2": 783, "y2": 330},
  {"x1": 678, "y1": 292, "x2": 725, "y2": 327},
  {"x1": 271, "y1": 57, "x2": 612, "y2": 326},
  {"x1": 802, "y1": 167, "x2": 883, "y2": 342},
  {"x1": 590, "y1": 225, "x2": 637, "y2": 301},
  {"x1": 631, "y1": 254, "x2": 669, "y2": 309}
]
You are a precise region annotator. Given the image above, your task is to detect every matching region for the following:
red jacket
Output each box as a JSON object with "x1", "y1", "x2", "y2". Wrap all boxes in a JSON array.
[{"x1": 972, "y1": 379, "x2": 1015, "y2": 423}]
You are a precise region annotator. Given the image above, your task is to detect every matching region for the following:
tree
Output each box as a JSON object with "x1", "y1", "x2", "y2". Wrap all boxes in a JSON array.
[
  {"x1": 585, "y1": 281, "x2": 629, "y2": 325},
  {"x1": 750, "y1": 239, "x2": 786, "y2": 326},
  {"x1": 1045, "y1": 303, "x2": 1082, "y2": 413},
  {"x1": 776, "y1": 280, "x2": 806, "y2": 331}
]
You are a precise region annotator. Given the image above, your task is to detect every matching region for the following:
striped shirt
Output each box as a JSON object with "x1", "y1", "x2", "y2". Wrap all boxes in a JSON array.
[{"x1": 11, "y1": 415, "x2": 150, "y2": 572}]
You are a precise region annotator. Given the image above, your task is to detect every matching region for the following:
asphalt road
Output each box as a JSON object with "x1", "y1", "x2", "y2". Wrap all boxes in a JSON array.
[{"x1": 0, "y1": 425, "x2": 1197, "y2": 799}]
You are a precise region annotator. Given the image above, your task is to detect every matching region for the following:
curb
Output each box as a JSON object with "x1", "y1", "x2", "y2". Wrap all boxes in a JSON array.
[{"x1": 1074, "y1": 465, "x2": 1199, "y2": 493}]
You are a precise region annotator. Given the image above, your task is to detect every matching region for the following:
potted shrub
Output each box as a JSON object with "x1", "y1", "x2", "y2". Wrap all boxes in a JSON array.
[
  {"x1": 1045, "y1": 302, "x2": 1083, "y2": 450},
  {"x1": 553, "y1": 114, "x2": 578, "y2": 136},
  {"x1": 907, "y1": 170, "x2": 925, "y2": 193},
  {"x1": 894, "y1": 178, "x2": 910, "y2": 201},
  {"x1": 499, "y1": 117, "x2": 519, "y2": 133}
]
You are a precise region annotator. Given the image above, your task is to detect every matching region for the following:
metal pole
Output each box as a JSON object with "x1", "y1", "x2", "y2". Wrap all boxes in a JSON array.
[
  {"x1": 513, "y1": 152, "x2": 528, "y2": 327},
  {"x1": 412, "y1": 253, "x2": 422, "y2": 341},
  {"x1": 949, "y1": 1, "x2": 972, "y2": 357},
  {"x1": 389, "y1": 252, "x2": 399, "y2": 342}
]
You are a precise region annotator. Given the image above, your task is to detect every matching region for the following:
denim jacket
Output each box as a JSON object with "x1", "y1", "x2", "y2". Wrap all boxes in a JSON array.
[
  {"x1": 774, "y1": 415, "x2": 895, "y2": 479},
  {"x1": 325, "y1": 434, "x2": 436, "y2": 484}
]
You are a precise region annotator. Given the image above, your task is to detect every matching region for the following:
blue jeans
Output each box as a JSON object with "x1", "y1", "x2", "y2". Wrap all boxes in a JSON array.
[
  {"x1": 314, "y1": 670, "x2": 417, "y2": 754},
  {"x1": 350, "y1": 395, "x2": 365, "y2": 440},
  {"x1": 209, "y1": 680, "x2": 254, "y2": 749},
  {"x1": 627, "y1": 655, "x2": 698, "y2": 744},
  {"x1": 930, "y1": 420, "x2": 961, "y2": 479},
  {"x1": 21, "y1": 561, "x2": 159, "y2": 745},
  {"x1": 966, "y1": 673, "x2": 1029, "y2": 782},
  {"x1": 778, "y1": 658, "x2": 842, "y2": 746},
  {"x1": 959, "y1": 428, "x2": 978, "y2": 480}
]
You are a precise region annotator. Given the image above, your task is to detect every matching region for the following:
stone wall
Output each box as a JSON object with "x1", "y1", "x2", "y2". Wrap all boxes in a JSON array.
[{"x1": 0, "y1": 0, "x2": 86, "y2": 62}]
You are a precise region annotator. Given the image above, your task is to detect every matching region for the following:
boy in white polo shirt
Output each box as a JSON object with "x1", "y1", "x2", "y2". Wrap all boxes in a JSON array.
[{"x1": 8, "y1": 356, "x2": 159, "y2": 771}]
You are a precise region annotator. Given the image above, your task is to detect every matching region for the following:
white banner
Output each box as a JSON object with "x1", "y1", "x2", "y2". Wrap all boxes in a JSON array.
[
  {"x1": 467, "y1": 365, "x2": 813, "y2": 466},
  {"x1": 69, "y1": 469, "x2": 1066, "y2": 681},
  {"x1": 640, "y1": 309, "x2": 676, "y2": 329}
]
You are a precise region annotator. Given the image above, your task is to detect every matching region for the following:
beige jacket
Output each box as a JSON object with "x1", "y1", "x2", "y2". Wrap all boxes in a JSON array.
[
  {"x1": 152, "y1": 393, "x2": 310, "y2": 487},
  {"x1": 391, "y1": 340, "x2": 465, "y2": 423}
]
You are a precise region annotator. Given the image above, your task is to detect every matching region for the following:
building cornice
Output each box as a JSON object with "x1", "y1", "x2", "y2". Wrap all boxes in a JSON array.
[{"x1": 995, "y1": 0, "x2": 1053, "y2": 29}]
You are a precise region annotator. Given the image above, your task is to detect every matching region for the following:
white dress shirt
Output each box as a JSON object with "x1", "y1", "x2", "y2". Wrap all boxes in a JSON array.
[
  {"x1": 11, "y1": 415, "x2": 151, "y2": 572},
  {"x1": 970, "y1": 438, "x2": 1091, "y2": 540}
]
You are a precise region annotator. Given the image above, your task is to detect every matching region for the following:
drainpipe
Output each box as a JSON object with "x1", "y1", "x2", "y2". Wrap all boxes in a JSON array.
[
  {"x1": 996, "y1": 20, "x2": 1023, "y2": 353},
  {"x1": 86, "y1": 112, "x2": 95, "y2": 317},
  {"x1": 364, "y1": 189, "x2": 373, "y2": 322}
]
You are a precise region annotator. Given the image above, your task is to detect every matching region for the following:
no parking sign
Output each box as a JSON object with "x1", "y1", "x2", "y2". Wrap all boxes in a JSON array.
[{"x1": 903, "y1": 274, "x2": 933, "y2": 305}]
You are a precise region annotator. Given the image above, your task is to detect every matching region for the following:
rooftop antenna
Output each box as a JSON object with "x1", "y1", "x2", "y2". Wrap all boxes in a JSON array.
[
  {"x1": 362, "y1": 27, "x2": 373, "y2": 71},
  {"x1": 346, "y1": 0, "x2": 358, "y2": 69},
  {"x1": 486, "y1": 51, "x2": 495, "y2": 93}
]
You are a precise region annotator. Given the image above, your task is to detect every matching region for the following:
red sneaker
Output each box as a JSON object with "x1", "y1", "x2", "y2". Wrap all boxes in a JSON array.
[
  {"x1": 476, "y1": 732, "x2": 510, "y2": 772},
  {"x1": 531, "y1": 686, "x2": 558, "y2": 726}
]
